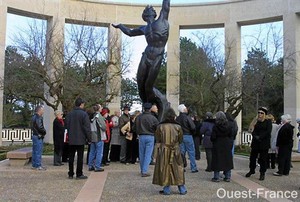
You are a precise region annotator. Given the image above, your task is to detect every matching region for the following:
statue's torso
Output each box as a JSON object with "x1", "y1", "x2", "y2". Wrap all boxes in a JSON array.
[
  {"x1": 144, "y1": 19, "x2": 169, "y2": 48},
  {"x1": 143, "y1": 19, "x2": 169, "y2": 59}
]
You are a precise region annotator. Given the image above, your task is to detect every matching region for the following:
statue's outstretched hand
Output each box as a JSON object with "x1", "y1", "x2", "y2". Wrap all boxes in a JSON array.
[{"x1": 112, "y1": 23, "x2": 120, "y2": 28}]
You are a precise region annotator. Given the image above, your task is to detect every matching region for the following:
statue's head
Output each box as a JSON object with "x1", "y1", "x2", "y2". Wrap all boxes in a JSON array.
[{"x1": 142, "y1": 5, "x2": 157, "y2": 21}]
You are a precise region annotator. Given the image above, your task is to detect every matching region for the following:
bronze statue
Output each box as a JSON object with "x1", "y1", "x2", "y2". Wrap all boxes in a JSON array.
[{"x1": 112, "y1": 0, "x2": 170, "y2": 121}]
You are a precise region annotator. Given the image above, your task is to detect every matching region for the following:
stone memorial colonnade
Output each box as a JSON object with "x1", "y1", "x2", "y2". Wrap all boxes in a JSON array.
[{"x1": 0, "y1": 0, "x2": 299, "y2": 145}]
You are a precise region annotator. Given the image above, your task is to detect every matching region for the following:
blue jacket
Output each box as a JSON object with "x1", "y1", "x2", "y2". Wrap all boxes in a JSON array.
[{"x1": 200, "y1": 119, "x2": 215, "y2": 148}]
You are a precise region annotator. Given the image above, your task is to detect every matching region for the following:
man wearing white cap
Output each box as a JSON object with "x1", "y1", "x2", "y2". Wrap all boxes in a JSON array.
[{"x1": 176, "y1": 104, "x2": 198, "y2": 173}]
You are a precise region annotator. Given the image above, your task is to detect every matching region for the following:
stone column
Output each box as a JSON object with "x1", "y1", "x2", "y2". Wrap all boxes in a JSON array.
[
  {"x1": 225, "y1": 21, "x2": 242, "y2": 145},
  {"x1": 107, "y1": 26, "x2": 122, "y2": 114},
  {"x1": 167, "y1": 24, "x2": 180, "y2": 111},
  {"x1": 43, "y1": 14, "x2": 65, "y2": 144},
  {"x1": 0, "y1": 1, "x2": 7, "y2": 146},
  {"x1": 283, "y1": 13, "x2": 300, "y2": 149}
]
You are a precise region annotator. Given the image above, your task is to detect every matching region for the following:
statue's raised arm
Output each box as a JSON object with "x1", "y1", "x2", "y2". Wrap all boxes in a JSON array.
[
  {"x1": 160, "y1": 0, "x2": 170, "y2": 20},
  {"x1": 112, "y1": 0, "x2": 171, "y2": 121}
]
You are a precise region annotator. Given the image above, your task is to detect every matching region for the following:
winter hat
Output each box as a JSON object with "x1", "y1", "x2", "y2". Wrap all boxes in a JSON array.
[
  {"x1": 296, "y1": 118, "x2": 300, "y2": 123},
  {"x1": 178, "y1": 104, "x2": 186, "y2": 113},
  {"x1": 123, "y1": 105, "x2": 130, "y2": 111},
  {"x1": 206, "y1": 112, "x2": 213, "y2": 119},
  {"x1": 143, "y1": 102, "x2": 152, "y2": 110},
  {"x1": 101, "y1": 109, "x2": 109, "y2": 116},
  {"x1": 258, "y1": 107, "x2": 268, "y2": 115}
]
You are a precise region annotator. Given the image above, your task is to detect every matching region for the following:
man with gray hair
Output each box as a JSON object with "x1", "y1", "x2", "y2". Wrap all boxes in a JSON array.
[
  {"x1": 176, "y1": 104, "x2": 198, "y2": 173},
  {"x1": 273, "y1": 114, "x2": 294, "y2": 176}
]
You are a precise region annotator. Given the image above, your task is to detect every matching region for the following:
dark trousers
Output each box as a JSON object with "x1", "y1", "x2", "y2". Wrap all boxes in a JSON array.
[
  {"x1": 249, "y1": 149, "x2": 268, "y2": 173},
  {"x1": 102, "y1": 142, "x2": 110, "y2": 164},
  {"x1": 126, "y1": 139, "x2": 139, "y2": 163},
  {"x1": 267, "y1": 153, "x2": 276, "y2": 169},
  {"x1": 109, "y1": 145, "x2": 121, "y2": 162},
  {"x1": 277, "y1": 145, "x2": 292, "y2": 175},
  {"x1": 86, "y1": 144, "x2": 90, "y2": 165},
  {"x1": 68, "y1": 145, "x2": 84, "y2": 177},
  {"x1": 193, "y1": 136, "x2": 201, "y2": 160},
  {"x1": 53, "y1": 145, "x2": 63, "y2": 165},
  {"x1": 62, "y1": 143, "x2": 69, "y2": 162},
  {"x1": 205, "y1": 148, "x2": 212, "y2": 170}
]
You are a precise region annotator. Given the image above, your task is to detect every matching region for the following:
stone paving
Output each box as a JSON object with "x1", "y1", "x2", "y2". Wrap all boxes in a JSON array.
[{"x1": 0, "y1": 153, "x2": 300, "y2": 202}]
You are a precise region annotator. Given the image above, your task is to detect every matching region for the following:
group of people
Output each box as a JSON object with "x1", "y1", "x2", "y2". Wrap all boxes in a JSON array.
[
  {"x1": 245, "y1": 107, "x2": 299, "y2": 181},
  {"x1": 31, "y1": 100, "x2": 300, "y2": 195}
]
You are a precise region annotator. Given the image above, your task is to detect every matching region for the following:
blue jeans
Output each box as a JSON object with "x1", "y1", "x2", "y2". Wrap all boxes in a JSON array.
[
  {"x1": 32, "y1": 135, "x2": 43, "y2": 168},
  {"x1": 163, "y1": 185, "x2": 187, "y2": 194},
  {"x1": 88, "y1": 141, "x2": 104, "y2": 170},
  {"x1": 139, "y1": 135, "x2": 154, "y2": 174},
  {"x1": 214, "y1": 170, "x2": 231, "y2": 179},
  {"x1": 180, "y1": 134, "x2": 198, "y2": 171}
]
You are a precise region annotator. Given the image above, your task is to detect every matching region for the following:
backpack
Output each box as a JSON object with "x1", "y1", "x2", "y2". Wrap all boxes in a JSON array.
[{"x1": 90, "y1": 116, "x2": 100, "y2": 142}]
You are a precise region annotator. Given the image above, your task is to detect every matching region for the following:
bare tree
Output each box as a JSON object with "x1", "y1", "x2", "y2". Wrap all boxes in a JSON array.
[{"x1": 2, "y1": 15, "x2": 131, "y2": 113}]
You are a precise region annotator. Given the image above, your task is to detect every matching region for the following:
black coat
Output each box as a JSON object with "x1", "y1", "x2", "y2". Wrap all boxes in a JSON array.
[
  {"x1": 211, "y1": 123, "x2": 233, "y2": 171},
  {"x1": 276, "y1": 123, "x2": 294, "y2": 147},
  {"x1": 251, "y1": 119, "x2": 272, "y2": 150},
  {"x1": 53, "y1": 118, "x2": 65, "y2": 151},
  {"x1": 66, "y1": 107, "x2": 91, "y2": 145},
  {"x1": 175, "y1": 113, "x2": 195, "y2": 135}
]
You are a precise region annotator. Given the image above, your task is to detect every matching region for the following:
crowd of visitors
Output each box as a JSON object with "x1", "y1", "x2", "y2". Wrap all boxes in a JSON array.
[{"x1": 31, "y1": 100, "x2": 300, "y2": 195}]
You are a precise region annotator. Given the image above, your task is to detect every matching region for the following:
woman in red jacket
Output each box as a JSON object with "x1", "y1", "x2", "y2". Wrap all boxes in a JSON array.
[{"x1": 101, "y1": 108, "x2": 113, "y2": 166}]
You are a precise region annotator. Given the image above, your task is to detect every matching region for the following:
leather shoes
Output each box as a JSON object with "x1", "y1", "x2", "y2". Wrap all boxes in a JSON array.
[
  {"x1": 273, "y1": 172, "x2": 282, "y2": 176},
  {"x1": 159, "y1": 190, "x2": 170, "y2": 195},
  {"x1": 191, "y1": 170, "x2": 199, "y2": 173},
  {"x1": 94, "y1": 168, "x2": 104, "y2": 172},
  {"x1": 245, "y1": 171, "x2": 255, "y2": 177},
  {"x1": 211, "y1": 178, "x2": 220, "y2": 182},
  {"x1": 141, "y1": 173, "x2": 151, "y2": 177},
  {"x1": 259, "y1": 173, "x2": 265, "y2": 181},
  {"x1": 76, "y1": 175, "x2": 88, "y2": 180},
  {"x1": 180, "y1": 191, "x2": 187, "y2": 195},
  {"x1": 88, "y1": 167, "x2": 95, "y2": 171}
]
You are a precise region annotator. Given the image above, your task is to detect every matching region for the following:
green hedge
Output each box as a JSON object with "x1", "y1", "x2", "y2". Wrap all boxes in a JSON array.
[{"x1": 0, "y1": 143, "x2": 54, "y2": 161}]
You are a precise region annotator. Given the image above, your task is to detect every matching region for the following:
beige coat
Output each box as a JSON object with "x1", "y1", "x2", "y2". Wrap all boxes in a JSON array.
[{"x1": 152, "y1": 121, "x2": 185, "y2": 186}]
